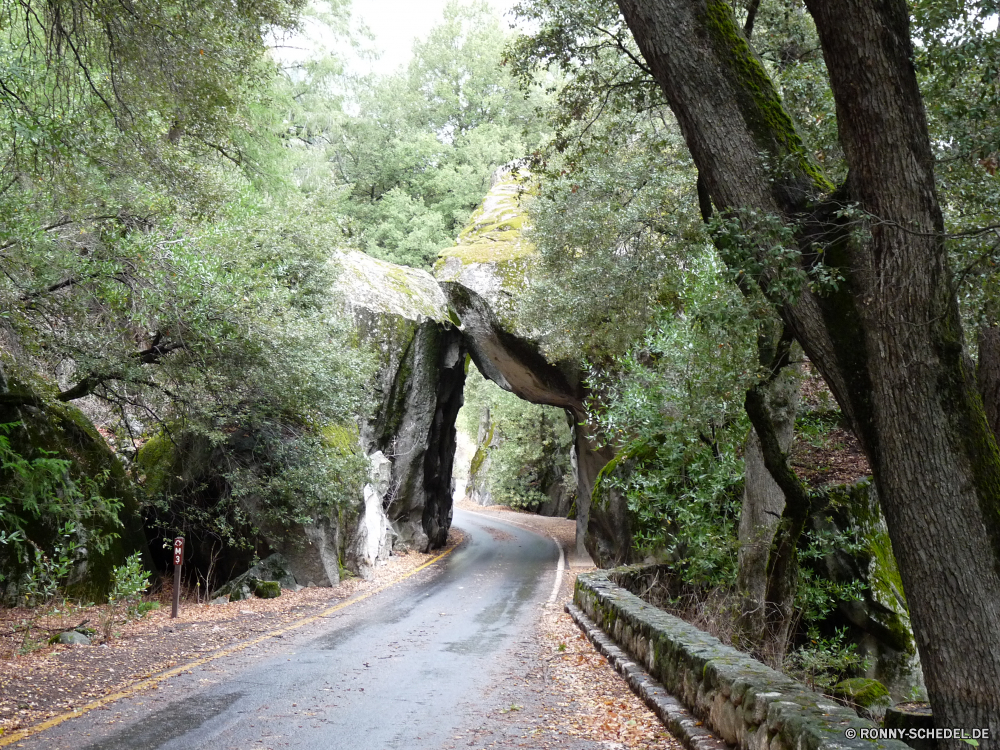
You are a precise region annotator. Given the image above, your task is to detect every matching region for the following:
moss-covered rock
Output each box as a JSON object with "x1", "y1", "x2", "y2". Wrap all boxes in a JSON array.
[
  {"x1": 434, "y1": 169, "x2": 539, "y2": 333},
  {"x1": 808, "y1": 479, "x2": 924, "y2": 701},
  {"x1": 0, "y1": 373, "x2": 149, "y2": 598},
  {"x1": 832, "y1": 677, "x2": 891, "y2": 709},
  {"x1": 254, "y1": 580, "x2": 281, "y2": 599}
]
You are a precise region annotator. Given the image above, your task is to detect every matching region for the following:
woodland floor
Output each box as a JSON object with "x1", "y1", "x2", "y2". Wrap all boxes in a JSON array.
[
  {"x1": 791, "y1": 363, "x2": 871, "y2": 487},
  {"x1": 790, "y1": 425, "x2": 870, "y2": 487},
  {"x1": 1, "y1": 506, "x2": 682, "y2": 749}
]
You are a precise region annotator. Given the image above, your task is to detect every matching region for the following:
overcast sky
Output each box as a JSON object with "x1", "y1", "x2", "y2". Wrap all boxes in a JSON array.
[{"x1": 351, "y1": 0, "x2": 521, "y2": 74}]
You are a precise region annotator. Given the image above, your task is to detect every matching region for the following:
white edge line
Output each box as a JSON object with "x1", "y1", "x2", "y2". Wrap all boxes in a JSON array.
[
  {"x1": 456, "y1": 506, "x2": 567, "y2": 605},
  {"x1": 548, "y1": 535, "x2": 566, "y2": 604}
]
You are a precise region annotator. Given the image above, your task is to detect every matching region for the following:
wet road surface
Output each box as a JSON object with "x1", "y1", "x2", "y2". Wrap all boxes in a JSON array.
[{"x1": 14, "y1": 509, "x2": 560, "y2": 750}]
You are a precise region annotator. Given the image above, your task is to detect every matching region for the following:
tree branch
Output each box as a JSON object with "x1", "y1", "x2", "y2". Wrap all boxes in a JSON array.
[
  {"x1": 0, "y1": 214, "x2": 121, "y2": 253},
  {"x1": 54, "y1": 338, "x2": 186, "y2": 402}
]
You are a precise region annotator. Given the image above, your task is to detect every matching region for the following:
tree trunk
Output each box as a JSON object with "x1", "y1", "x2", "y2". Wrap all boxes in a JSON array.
[
  {"x1": 979, "y1": 325, "x2": 1000, "y2": 442},
  {"x1": 616, "y1": 0, "x2": 1000, "y2": 735},
  {"x1": 736, "y1": 363, "x2": 799, "y2": 657}
]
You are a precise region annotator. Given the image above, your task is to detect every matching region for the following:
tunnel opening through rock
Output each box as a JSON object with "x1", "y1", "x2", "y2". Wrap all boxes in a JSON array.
[{"x1": 338, "y1": 166, "x2": 633, "y2": 571}]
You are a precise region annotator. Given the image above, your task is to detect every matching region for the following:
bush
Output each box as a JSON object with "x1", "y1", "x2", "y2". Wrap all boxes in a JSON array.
[{"x1": 100, "y1": 553, "x2": 151, "y2": 641}]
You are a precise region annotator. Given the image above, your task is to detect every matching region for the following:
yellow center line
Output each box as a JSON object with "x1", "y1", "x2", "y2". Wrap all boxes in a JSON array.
[{"x1": 0, "y1": 545, "x2": 457, "y2": 747}]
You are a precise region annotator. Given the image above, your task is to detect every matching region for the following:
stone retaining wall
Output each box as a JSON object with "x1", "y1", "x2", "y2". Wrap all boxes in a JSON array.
[{"x1": 575, "y1": 568, "x2": 908, "y2": 750}]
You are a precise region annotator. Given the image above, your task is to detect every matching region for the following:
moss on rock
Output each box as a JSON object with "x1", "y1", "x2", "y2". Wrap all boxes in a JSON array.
[
  {"x1": 832, "y1": 677, "x2": 891, "y2": 709},
  {"x1": 254, "y1": 580, "x2": 281, "y2": 599},
  {"x1": 136, "y1": 433, "x2": 174, "y2": 498},
  {"x1": 434, "y1": 171, "x2": 540, "y2": 332}
]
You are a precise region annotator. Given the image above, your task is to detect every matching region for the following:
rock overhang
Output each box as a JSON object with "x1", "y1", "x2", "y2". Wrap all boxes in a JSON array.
[{"x1": 335, "y1": 249, "x2": 453, "y2": 326}]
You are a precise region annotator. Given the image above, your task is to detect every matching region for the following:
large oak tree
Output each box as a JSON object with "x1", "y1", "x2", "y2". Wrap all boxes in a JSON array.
[{"x1": 614, "y1": 0, "x2": 1000, "y2": 735}]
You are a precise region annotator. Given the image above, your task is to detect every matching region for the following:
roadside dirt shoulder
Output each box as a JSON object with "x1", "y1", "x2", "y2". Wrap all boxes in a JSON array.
[{"x1": 0, "y1": 531, "x2": 463, "y2": 738}]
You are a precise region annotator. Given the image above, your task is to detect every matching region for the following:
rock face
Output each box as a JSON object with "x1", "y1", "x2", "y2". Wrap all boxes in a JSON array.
[
  {"x1": 334, "y1": 169, "x2": 624, "y2": 563},
  {"x1": 336, "y1": 251, "x2": 466, "y2": 553},
  {"x1": 811, "y1": 480, "x2": 924, "y2": 701},
  {"x1": 435, "y1": 171, "x2": 621, "y2": 562},
  {"x1": 0, "y1": 368, "x2": 150, "y2": 600},
  {"x1": 352, "y1": 451, "x2": 394, "y2": 578}
]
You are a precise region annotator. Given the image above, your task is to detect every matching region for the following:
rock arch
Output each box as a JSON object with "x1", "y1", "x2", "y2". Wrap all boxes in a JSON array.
[{"x1": 338, "y1": 171, "x2": 629, "y2": 564}]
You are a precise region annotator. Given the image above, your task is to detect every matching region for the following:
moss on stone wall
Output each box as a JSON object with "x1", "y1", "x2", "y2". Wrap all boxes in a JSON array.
[{"x1": 575, "y1": 569, "x2": 907, "y2": 750}]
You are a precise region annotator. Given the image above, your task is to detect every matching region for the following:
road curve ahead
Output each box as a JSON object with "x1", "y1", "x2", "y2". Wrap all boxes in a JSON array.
[{"x1": 16, "y1": 508, "x2": 560, "y2": 750}]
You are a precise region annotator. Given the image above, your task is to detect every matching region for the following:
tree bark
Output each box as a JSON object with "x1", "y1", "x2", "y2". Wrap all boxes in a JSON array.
[
  {"x1": 736, "y1": 363, "x2": 799, "y2": 657},
  {"x1": 979, "y1": 325, "x2": 1000, "y2": 441},
  {"x1": 616, "y1": 0, "x2": 1000, "y2": 734}
]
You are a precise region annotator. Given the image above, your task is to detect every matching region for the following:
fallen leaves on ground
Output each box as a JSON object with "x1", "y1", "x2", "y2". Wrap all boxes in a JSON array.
[
  {"x1": 0, "y1": 529, "x2": 465, "y2": 736},
  {"x1": 458, "y1": 502, "x2": 681, "y2": 750},
  {"x1": 532, "y1": 574, "x2": 681, "y2": 749}
]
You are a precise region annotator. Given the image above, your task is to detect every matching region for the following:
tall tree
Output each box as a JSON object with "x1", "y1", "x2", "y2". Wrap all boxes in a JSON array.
[
  {"x1": 614, "y1": 0, "x2": 1000, "y2": 733},
  {"x1": 325, "y1": 0, "x2": 548, "y2": 269}
]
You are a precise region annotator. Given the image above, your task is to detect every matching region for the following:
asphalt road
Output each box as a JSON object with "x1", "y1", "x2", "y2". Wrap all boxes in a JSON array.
[{"x1": 15, "y1": 508, "x2": 561, "y2": 750}]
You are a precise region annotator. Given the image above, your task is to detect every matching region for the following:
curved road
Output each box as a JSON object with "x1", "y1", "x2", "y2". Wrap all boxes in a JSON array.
[{"x1": 17, "y1": 509, "x2": 562, "y2": 750}]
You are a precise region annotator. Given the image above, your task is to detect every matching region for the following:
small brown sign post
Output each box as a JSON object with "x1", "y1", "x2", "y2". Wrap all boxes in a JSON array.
[{"x1": 171, "y1": 537, "x2": 184, "y2": 619}]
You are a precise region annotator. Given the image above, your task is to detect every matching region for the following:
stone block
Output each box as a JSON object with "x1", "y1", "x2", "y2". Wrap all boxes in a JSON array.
[{"x1": 254, "y1": 580, "x2": 281, "y2": 598}]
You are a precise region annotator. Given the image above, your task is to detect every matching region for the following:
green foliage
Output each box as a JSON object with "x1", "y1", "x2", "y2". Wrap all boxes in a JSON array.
[
  {"x1": 101, "y1": 551, "x2": 151, "y2": 640},
  {"x1": 507, "y1": 0, "x2": 701, "y2": 360},
  {"x1": 140, "y1": 422, "x2": 368, "y2": 564},
  {"x1": 108, "y1": 552, "x2": 150, "y2": 616},
  {"x1": 506, "y1": 0, "x2": 842, "y2": 361},
  {"x1": 0, "y1": 0, "x2": 381, "y2": 595},
  {"x1": 0, "y1": 0, "x2": 303, "y2": 196},
  {"x1": 795, "y1": 410, "x2": 843, "y2": 449},
  {"x1": 587, "y1": 252, "x2": 759, "y2": 585},
  {"x1": 19, "y1": 522, "x2": 84, "y2": 608},
  {"x1": 507, "y1": 0, "x2": 1000, "y2": 696},
  {"x1": 317, "y1": 1, "x2": 550, "y2": 269},
  {"x1": 520, "y1": 112, "x2": 701, "y2": 360},
  {"x1": 507, "y1": 0, "x2": 665, "y2": 157},
  {"x1": 0, "y1": 423, "x2": 123, "y2": 600},
  {"x1": 460, "y1": 368, "x2": 574, "y2": 512},
  {"x1": 784, "y1": 626, "x2": 869, "y2": 691},
  {"x1": 907, "y1": 2, "x2": 1000, "y2": 342}
]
